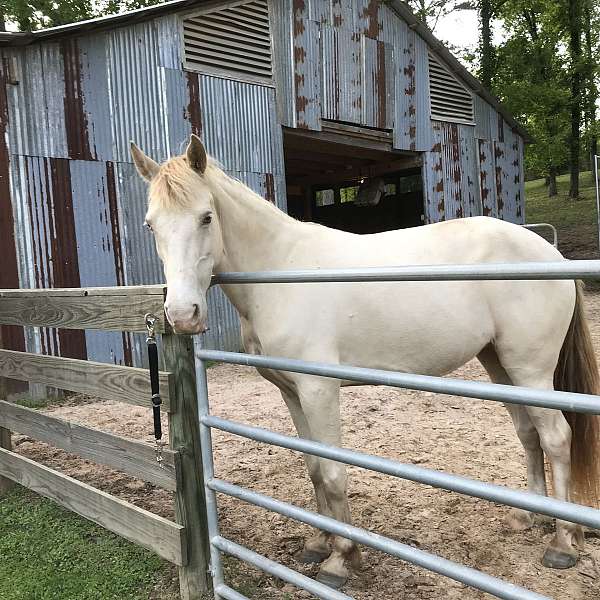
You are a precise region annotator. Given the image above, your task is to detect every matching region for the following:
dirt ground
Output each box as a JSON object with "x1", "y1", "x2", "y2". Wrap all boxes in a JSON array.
[{"x1": 12, "y1": 294, "x2": 600, "y2": 599}]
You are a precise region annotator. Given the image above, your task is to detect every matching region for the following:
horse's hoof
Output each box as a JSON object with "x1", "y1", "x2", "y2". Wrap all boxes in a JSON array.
[
  {"x1": 316, "y1": 571, "x2": 348, "y2": 590},
  {"x1": 541, "y1": 546, "x2": 578, "y2": 569},
  {"x1": 295, "y1": 549, "x2": 330, "y2": 564},
  {"x1": 505, "y1": 508, "x2": 534, "y2": 531}
]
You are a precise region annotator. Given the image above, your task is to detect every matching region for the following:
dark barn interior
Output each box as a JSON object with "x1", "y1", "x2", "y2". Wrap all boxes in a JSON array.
[{"x1": 284, "y1": 123, "x2": 425, "y2": 235}]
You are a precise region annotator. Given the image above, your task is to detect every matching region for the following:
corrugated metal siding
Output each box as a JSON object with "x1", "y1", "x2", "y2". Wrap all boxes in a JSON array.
[
  {"x1": 477, "y1": 139, "x2": 497, "y2": 218},
  {"x1": 458, "y1": 124, "x2": 481, "y2": 217},
  {"x1": 293, "y1": 16, "x2": 321, "y2": 130},
  {"x1": 423, "y1": 121, "x2": 444, "y2": 222},
  {"x1": 270, "y1": 0, "x2": 295, "y2": 127}
]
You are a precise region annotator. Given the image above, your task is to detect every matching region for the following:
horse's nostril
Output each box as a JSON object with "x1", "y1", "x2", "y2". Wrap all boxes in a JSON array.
[{"x1": 192, "y1": 304, "x2": 199, "y2": 319}]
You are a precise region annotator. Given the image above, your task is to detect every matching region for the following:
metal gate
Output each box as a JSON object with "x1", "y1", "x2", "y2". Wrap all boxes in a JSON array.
[{"x1": 194, "y1": 261, "x2": 600, "y2": 600}]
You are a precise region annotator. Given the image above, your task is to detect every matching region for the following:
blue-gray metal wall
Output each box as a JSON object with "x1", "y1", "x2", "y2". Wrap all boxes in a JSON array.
[{"x1": 1, "y1": 13, "x2": 286, "y2": 364}]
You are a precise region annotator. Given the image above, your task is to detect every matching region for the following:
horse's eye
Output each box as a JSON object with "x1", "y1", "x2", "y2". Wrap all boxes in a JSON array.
[
  {"x1": 202, "y1": 214, "x2": 212, "y2": 226},
  {"x1": 144, "y1": 221, "x2": 153, "y2": 232}
]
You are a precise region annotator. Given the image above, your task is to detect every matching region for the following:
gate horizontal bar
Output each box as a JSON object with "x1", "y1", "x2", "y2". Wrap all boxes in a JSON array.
[
  {"x1": 203, "y1": 415, "x2": 600, "y2": 530},
  {"x1": 214, "y1": 584, "x2": 248, "y2": 600},
  {"x1": 212, "y1": 260, "x2": 600, "y2": 284},
  {"x1": 212, "y1": 536, "x2": 353, "y2": 600},
  {"x1": 209, "y1": 479, "x2": 549, "y2": 600},
  {"x1": 195, "y1": 350, "x2": 600, "y2": 415}
]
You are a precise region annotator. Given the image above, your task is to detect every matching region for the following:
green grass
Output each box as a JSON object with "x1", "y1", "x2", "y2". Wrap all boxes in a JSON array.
[
  {"x1": 525, "y1": 171, "x2": 599, "y2": 261},
  {"x1": 0, "y1": 487, "x2": 169, "y2": 600}
]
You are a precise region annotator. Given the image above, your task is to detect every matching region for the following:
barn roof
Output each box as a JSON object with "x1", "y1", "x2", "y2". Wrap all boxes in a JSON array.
[{"x1": 0, "y1": 0, "x2": 530, "y2": 141}]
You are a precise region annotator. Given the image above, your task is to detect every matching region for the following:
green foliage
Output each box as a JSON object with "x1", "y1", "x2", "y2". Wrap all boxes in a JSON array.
[{"x1": 0, "y1": 487, "x2": 166, "y2": 600}]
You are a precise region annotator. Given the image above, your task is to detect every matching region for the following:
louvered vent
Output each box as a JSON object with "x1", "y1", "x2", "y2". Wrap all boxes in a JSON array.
[
  {"x1": 183, "y1": 1, "x2": 272, "y2": 81},
  {"x1": 428, "y1": 53, "x2": 474, "y2": 123}
]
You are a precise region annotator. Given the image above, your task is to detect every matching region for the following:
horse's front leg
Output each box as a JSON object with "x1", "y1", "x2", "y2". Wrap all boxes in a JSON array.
[
  {"x1": 280, "y1": 390, "x2": 332, "y2": 564},
  {"x1": 298, "y1": 377, "x2": 361, "y2": 589}
]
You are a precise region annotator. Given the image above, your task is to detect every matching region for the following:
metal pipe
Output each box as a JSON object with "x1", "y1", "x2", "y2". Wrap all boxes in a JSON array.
[
  {"x1": 194, "y1": 340, "x2": 225, "y2": 599},
  {"x1": 522, "y1": 223, "x2": 558, "y2": 248},
  {"x1": 209, "y1": 479, "x2": 549, "y2": 600},
  {"x1": 211, "y1": 260, "x2": 600, "y2": 284},
  {"x1": 214, "y1": 584, "x2": 249, "y2": 600},
  {"x1": 212, "y1": 536, "x2": 354, "y2": 600},
  {"x1": 195, "y1": 349, "x2": 600, "y2": 415},
  {"x1": 595, "y1": 155, "x2": 600, "y2": 253},
  {"x1": 203, "y1": 415, "x2": 600, "y2": 529}
]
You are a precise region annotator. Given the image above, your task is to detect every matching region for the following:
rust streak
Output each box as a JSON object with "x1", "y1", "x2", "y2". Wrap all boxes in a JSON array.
[
  {"x1": 264, "y1": 173, "x2": 276, "y2": 204},
  {"x1": 61, "y1": 39, "x2": 93, "y2": 161},
  {"x1": 361, "y1": 0, "x2": 382, "y2": 39},
  {"x1": 186, "y1": 72, "x2": 202, "y2": 137}
]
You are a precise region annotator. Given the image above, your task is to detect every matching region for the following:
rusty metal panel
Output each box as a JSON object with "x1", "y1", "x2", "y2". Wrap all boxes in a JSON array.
[
  {"x1": 69, "y1": 160, "x2": 127, "y2": 364},
  {"x1": 155, "y1": 14, "x2": 183, "y2": 69},
  {"x1": 458, "y1": 124, "x2": 481, "y2": 217},
  {"x1": 107, "y1": 20, "x2": 168, "y2": 163},
  {"x1": 293, "y1": 17, "x2": 322, "y2": 130},
  {"x1": 494, "y1": 139, "x2": 523, "y2": 224},
  {"x1": 161, "y1": 66, "x2": 194, "y2": 156},
  {"x1": 78, "y1": 33, "x2": 112, "y2": 161},
  {"x1": 270, "y1": 0, "x2": 295, "y2": 127},
  {"x1": 199, "y1": 75, "x2": 283, "y2": 175},
  {"x1": 477, "y1": 139, "x2": 497, "y2": 218},
  {"x1": 362, "y1": 36, "x2": 393, "y2": 129},
  {"x1": 308, "y1": 0, "x2": 331, "y2": 24},
  {"x1": 321, "y1": 26, "x2": 362, "y2": 124},
  {"x1": 390, "y1": 20, "x2": 415, "y2": 151},
  {"x1": 5, "y1": 45, "x2": 69, "y2": 158},
  {"x1": 422, "y1": 121, "x2": 444, "y2": 222},
  {"x1": 440, "y1": 121, "x2": 463, "y2": 219},
  {"x1": 331, "y1": 0, "x2": 353, "y2": 28},
  {"x1": 0, "y1": 59, "x2": 25, "y2": 355},
  {"x1": 414, "y1": 34, "x2": 432, "y2": 151},
  {"x1": 474, "y1": 94, "x2": 491, "y2": 141},
  {"x1": 354, "y1": 0, "x2": 384, "y2": 38}
]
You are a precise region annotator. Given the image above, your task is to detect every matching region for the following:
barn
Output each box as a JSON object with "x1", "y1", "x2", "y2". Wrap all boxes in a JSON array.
[{"x1": 0, "y1": 0, "x2": 528, "y2": 368}]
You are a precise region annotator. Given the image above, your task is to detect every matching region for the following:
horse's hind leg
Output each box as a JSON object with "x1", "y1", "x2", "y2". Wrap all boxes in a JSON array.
[
  {"x1": 280, "y1": 390, "x2": 332, "y2": 564},
  {"x1": 477, "y1": 345, "x2": 547, "y2": 530},
  {"x1": 486, "y1": 346, "x2": 583, "y2": 568}
]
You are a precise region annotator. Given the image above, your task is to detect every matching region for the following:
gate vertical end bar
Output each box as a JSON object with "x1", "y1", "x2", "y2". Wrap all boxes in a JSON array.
[
  {"x1": 212, "y1": 536, "x2": 354, "y2": 600},
  {"x1": 194, "y1": 338, "x2": 225, "y2": 598},
  {"x1": 209, "y1": 479, "x2": 550, "y2": 600}
]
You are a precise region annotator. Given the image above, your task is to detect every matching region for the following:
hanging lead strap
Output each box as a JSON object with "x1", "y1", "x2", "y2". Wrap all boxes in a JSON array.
[{"x1": 145, "y1": 313, "x2": 165, "y2": 467}]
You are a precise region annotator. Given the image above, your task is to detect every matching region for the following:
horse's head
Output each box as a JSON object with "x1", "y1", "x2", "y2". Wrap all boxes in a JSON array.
[{"x1": 130, "y1": 135, "x2": 223, "y2": 334}]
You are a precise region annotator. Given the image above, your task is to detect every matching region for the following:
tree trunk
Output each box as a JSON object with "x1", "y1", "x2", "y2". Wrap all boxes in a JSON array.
[
  {"x1": 583, "y1": 0, "x2": 597, "y2": 165},
  {"x1": 548, "y1": 168, "x2": 558, "y2": 197},
  {"x1": 568, "y1": 0, "x2": 583, "y2": 199},
  {"x1": 479, "y1": 0, "x2": 494, "y2": 90}
]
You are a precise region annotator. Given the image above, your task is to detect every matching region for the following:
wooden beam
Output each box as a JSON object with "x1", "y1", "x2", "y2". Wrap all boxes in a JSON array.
[
  {"x1": 288, "y1": 157, "x2": 423, "y2": 187},
  {"x1": 0, "y1": 401, "x2": 178, "y2": 491},
  {"x1": 164, "y1": 334, "x2": 211, "y2": 600},
  {"x1": 0, "y1": 350, "x2": 175, "y2": 412},
  {"x1": 0, "y1": 447, "x2": 186, "y2": 565},
  {"x1": 0, "y1": 285, "x2": 166, "y2": 298},
  {"x1": 0, "y1": 294, "x2": 168, "y2": 333}
]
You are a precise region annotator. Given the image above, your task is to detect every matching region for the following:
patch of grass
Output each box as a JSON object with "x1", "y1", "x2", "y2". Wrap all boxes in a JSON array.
[
  {"x1": 0, "y1": 486, "x2": 169, "y2": 600},
  {"x1": 13, "y1": 396, "x2": 57, "y2": 409},
  {"x1": 525, "y1": 171, "x2": 599, "y2": 261}
]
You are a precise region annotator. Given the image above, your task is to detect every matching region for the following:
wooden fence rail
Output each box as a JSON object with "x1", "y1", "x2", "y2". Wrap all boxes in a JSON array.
[{"x1": 0, "y1": 285, "x2": 211, "y2": 600}]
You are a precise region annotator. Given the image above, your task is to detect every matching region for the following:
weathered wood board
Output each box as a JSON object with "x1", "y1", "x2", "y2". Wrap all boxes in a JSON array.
[
  {"x1": 0, "y1": 294, "x2": 167, "y2": 333},
  {"x1": 0, "y1": 401, "x2": 178, "y2": 490},
  {"x1": 0, "y1": 447, "x2": 186, "y2": 565},
  {"x1": 0, "y1": 350, "x2": 174, "y2": 411}
]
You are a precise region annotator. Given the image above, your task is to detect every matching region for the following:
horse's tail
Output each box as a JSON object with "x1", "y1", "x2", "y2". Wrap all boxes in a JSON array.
[{"x1": 554, "y1": 280, "x2": 600, "y2": 506}]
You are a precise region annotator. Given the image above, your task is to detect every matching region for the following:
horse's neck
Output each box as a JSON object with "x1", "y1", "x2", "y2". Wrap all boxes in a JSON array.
[{"x1": 210, "y1": 172, "x2": 301, "y2": 316}]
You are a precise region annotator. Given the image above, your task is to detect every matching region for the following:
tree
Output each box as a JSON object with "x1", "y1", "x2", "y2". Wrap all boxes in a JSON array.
[
  {"x1": 566, "y1": 0, "x2": 583, "y2": 199},
  {"x1": 406, "y1": 0, "x2": 473, "y2": 31}
]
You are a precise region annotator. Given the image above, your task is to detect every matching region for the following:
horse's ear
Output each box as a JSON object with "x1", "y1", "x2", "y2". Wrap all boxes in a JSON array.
[
  {"x1": 130, "y1": 141, "x2": 159, "y2": 181},
  {"x1": 186, "y1": 134, "x2": 207, "y2": 174}
]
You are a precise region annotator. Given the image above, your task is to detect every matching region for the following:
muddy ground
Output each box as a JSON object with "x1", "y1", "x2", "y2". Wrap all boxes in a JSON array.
[{"x1": 11, "y1": 294, "x2": 600, "y2": 599}]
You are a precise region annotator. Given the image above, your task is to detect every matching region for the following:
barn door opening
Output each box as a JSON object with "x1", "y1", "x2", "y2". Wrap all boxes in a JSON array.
[{"x1": 283, "y1": 124, "x2": 424, "y2": 234}]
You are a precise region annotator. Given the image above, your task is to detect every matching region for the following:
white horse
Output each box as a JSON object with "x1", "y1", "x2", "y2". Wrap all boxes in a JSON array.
[{"x1": 131, "y1": 135, "x2": 600, "y2": 588}]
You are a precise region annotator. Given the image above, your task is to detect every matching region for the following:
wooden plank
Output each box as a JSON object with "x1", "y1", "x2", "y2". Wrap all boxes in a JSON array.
[
  {"x1": 164, "y1": 333, "x2": 211, "y2": 599},
  {"x1": 0, "y1": 295, "x2": 168, "y2": 333},
  {"x1": 0, "y1": 401, "x2": 177, "y2": 491},
  {"x1": 0, "y1": 447, "x2": 186, "y2": 565},
  {"x1": 0, "y1": 285, "x2": 166, "y2": 297},
  {"x1": 0, "y1": 350, "x2": 175, "y2": 412}
]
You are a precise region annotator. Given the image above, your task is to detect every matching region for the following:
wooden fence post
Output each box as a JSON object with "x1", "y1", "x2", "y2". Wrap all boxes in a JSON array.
[
  {"x1": 0, "y1": 373, "x2": 14, "y2": 495},
  {"x1": 163, "y1": 332, "x2": 212, "y2": 600}
]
